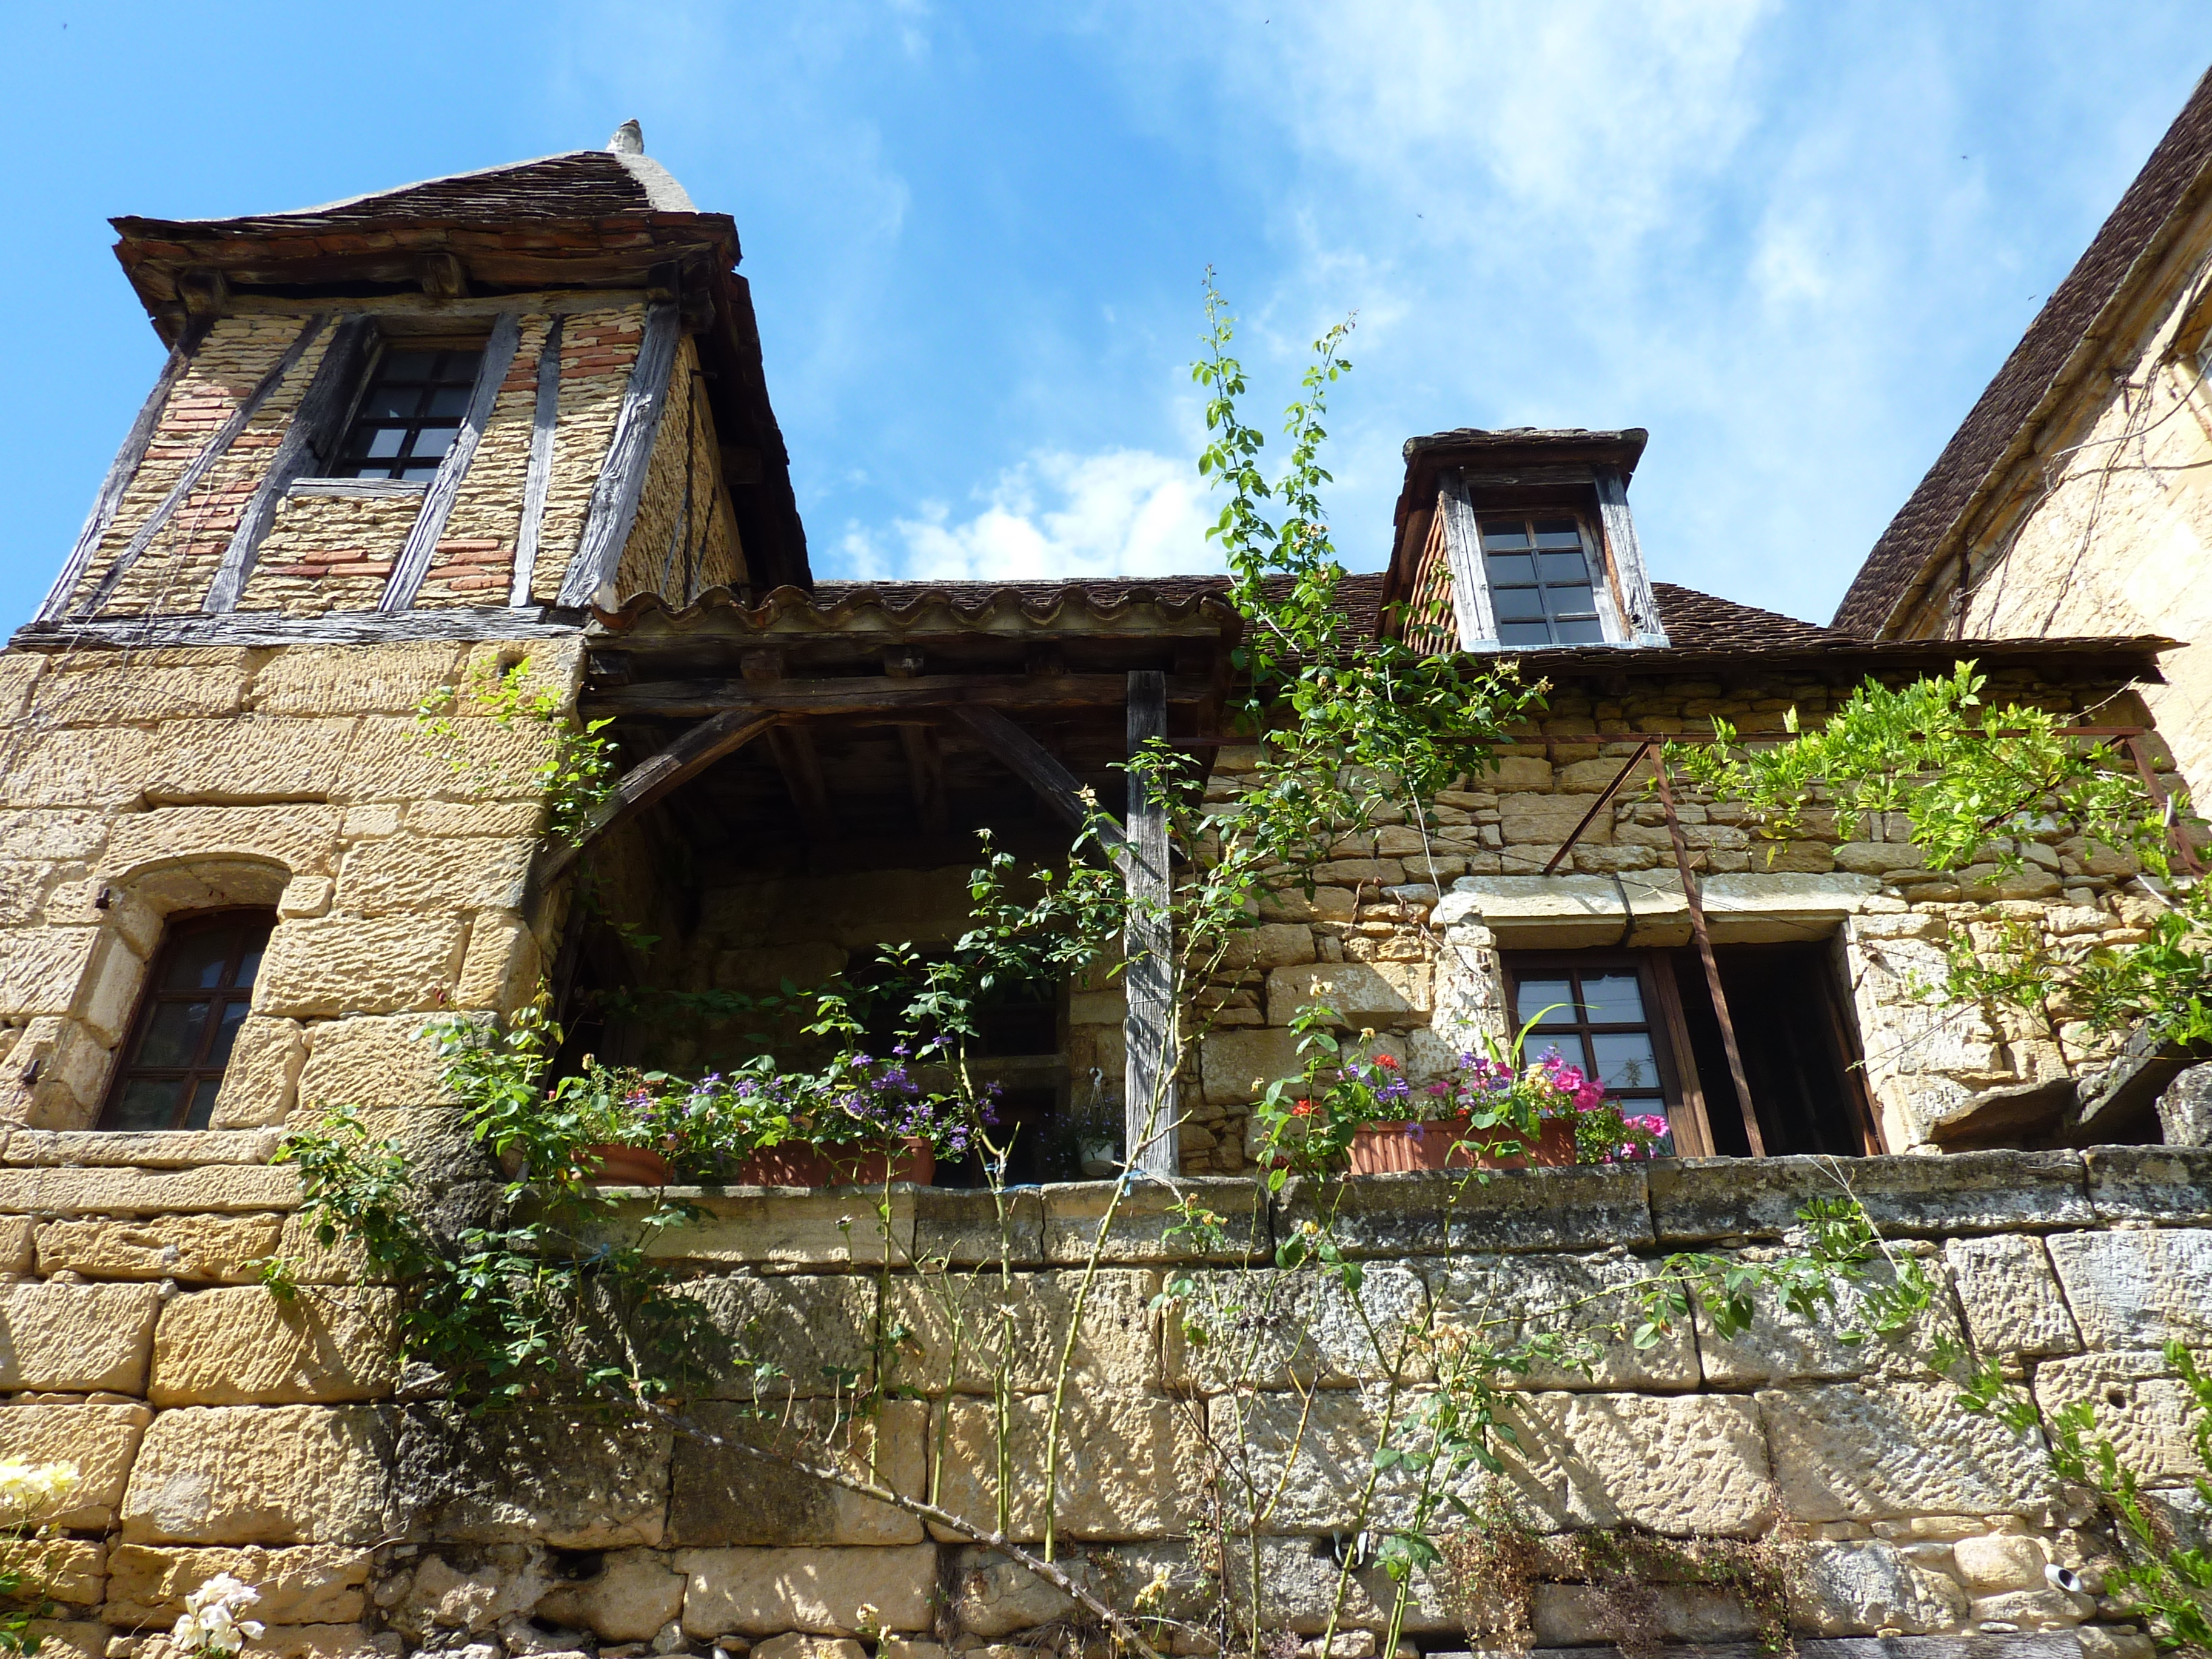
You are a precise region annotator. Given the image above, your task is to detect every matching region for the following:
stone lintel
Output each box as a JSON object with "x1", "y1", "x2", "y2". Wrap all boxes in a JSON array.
[{"x1": 1437, "y1": 871, "x2": 1882, "y2": 948}]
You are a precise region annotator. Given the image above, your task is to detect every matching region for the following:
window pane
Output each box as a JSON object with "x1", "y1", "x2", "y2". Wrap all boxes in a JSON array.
[
  {"x1": 207, "y1": 1001, "x2": 250, "y2": 1069},
  {"x1": 379, "y1": 351, "x2": 437, "y2": 381},
  {"x1": 1538, "y1": 550, "x2": 1589, "y2": 583},
  {"x1": 236, "y1": 939, "x2": 266, "y2": 988},
  {"x1": 424, "y1": 384, "x2": 473, "y2": 418},
  {"x1": 363, "y1": 427, "x2": 406, "y2": 459},
  {"x1": 183, "y1": 1078, "x2": 223, "y2": 1131},
  {"x1": 109, "y1": 1079, "x2": 182, "y2": 1131},
  {"x1": 1545, "y1": 584, "x2": 1595, "y2": 615},
  {"x1": 164, "y1": 931, "x2": 234, "y2": 990},
  {"x1": 1532, "y1": 520, "x2": 1583, "y2": 547},
  {"x1": 1498, "y1": 620, "x2": 1553, "y2": 646},
  {"x1": 1592, "y1": 1031, "x2": 1660, "y2": 1093},
  {"x1": 361, "y1": 389, "x2": 422, "y2": 421},
  {"x1": 1553, "y1": 617, "x2": 1607, "y2": 645},
  {"x1": 1493, "y1": 588, "x2": 1547, "y2": 622},
  {"x1": 136, "y1": 1000, "x2": 210, "y2": 1068},
  {"x1": 1578, "y1": 973, "x2": 1647, "y2": 1023},
  {"x1": 400, "y1": 461, "x2": 444, "y2": 481},
  {"x1": 1517, "y1": 978, "x2": 1576, "y2": 1027},
  {"x1": 432, "y1": 350, "x2": 484, "y2": 384},
  {"x1": 411, "y1": 427, "x2": 457, "y2": 461},
  {"x1": 1486, "y1": 553, "x2": 1536, "y2": 584},
  {"x1": 1481, "y1": 523, "x2": 1530, "y2": 550}
]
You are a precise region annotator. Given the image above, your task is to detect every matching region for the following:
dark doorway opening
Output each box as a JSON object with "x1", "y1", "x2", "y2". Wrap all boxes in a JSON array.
[{"x1": 1673, "y1": 942, "x2": 1879, "y2": 1158}]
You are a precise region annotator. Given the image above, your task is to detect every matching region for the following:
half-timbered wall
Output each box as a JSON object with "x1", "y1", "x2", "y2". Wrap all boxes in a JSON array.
[{"x1": 39, "y1": 299, "x2": 697, "y2": 626}]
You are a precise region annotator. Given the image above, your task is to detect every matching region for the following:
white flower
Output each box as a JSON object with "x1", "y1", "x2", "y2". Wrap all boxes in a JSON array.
[
  {"x1": 0, "y1": 1459, "x2": 79, "y2": 1517},
  {"x1": 172, "y1": 1573, "x2": 265, "y2": 1658}
]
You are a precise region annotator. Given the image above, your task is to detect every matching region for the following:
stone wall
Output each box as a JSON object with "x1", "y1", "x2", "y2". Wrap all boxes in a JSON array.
[
  {"x1": 0, "y1": 1133, "x2": 2203, "y2": 1659},
  {"x1": 1888, "y1": 188, "x2": 2212, "y2": 805},
  {"x1": 0, "y1": 637, "x2": 575, "y2": 1128},
  {"x1": 1190, "y1": 664, "x2": 2175, "y2": 1160},
  {"x1": 611, "y1": 335, "x2": 743, "y2": 608}
]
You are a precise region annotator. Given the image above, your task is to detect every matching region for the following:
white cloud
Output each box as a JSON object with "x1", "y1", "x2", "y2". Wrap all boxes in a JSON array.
[{"x1": 840, "y1": 448, "x2": 1221, "y2": 584}]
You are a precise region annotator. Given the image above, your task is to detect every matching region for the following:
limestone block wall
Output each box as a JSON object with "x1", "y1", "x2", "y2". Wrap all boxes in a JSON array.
[
  {"x1": 1190, "y1": 665, "x2": 2176, "y2": 1161},
  {"x1": 0, "y1": 637, "x2": 575, "y2": 1129},
  {"x1": 0, "y1": 1136, "x2": 2204, "y2": 1659}
]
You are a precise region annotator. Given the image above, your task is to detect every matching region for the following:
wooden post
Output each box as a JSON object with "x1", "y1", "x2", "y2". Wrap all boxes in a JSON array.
[
  {"x1": 38, "y1": 336, "x2": 198, "y2": 622},
  {"x1": 1654, "y1": 756, "x2": 1764, "y2": 1156},
  {"x1": 557, "y1": 303, "x2": 682, "y2": 609},
  {"x1": 1124, "y1": 670, "x2": 1178, "y2": 1175},
  {"x1": 381, "y1": 313, "x2": 523, "y2": 612},
  {"x1": 510, "y1": 316, "x2": 565, "y2": 608}
]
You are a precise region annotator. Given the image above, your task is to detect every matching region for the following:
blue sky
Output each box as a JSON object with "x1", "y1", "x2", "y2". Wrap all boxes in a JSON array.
[{"x1": 4, "y1": 2, "x2": 2210, "y2": 633}]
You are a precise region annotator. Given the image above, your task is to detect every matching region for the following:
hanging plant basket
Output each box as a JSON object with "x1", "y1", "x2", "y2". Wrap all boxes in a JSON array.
[
  {"x1": 1348, "y1": 1115, "x2": 1577, "y2": 1174},
  {"x1": 731, "y1": 1137, "x2": 937, "y2": 1189}
]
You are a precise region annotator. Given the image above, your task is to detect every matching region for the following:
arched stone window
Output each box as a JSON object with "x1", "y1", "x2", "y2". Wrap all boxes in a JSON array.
[{"x1": 97, "y1": 908, "x2": 276, "y2": 1131}]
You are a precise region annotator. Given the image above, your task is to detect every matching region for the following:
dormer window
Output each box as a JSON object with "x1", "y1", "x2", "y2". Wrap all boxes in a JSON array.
[
  {"x1": 1383, "y1": 428, "x2": 1671, "y2": 654},
  {"x1": 1482, "y1": 514, "x2": 1606, "y2": 646},
  {"x1": 336, "y1": 344, "x2": 487, "y2": 480}
]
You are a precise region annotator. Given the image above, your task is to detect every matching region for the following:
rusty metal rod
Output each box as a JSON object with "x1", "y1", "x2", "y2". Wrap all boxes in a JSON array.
[
  {"x1": 1542, "y1": 740, "x2": 1653, "y2": 876},
  {"x1": 2122, "y1": 734, "x2": 2203, "y2": 877},
  {"x1": 1654, "y1": 754, "x2": 1765, "y2": 1158}
]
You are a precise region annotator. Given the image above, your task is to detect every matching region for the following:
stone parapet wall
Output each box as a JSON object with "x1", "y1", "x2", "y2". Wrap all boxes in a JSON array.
[{"x1": 0, "y1": 1138, "x2": 2204, "y2": 1659}]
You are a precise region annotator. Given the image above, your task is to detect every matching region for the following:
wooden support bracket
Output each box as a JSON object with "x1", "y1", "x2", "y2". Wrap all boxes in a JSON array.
[
  {"x1": 947, "y1": 705, "x2": 1125, "y2": 855},
  {"x1": 536, "y1": 708, "x2": 779, "y2": 888}
]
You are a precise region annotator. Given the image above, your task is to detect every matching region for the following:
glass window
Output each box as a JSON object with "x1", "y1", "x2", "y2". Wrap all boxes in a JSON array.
[
  {"x1": 1478, "y1": 513, "x2": 1609, "y2": 646},
  {"x1": 1506, "y1": 956, "x2": 1672, "y2": 1119},
  {"x1": 98, "y1": 911, "x2": 275, "y2": 1131},
  {"x1": 333, "y1": 344, "x2": 485, "y2": 481}
]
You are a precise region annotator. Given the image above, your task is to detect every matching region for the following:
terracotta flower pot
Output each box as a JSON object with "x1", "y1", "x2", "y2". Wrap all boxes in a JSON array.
[
  {"x1": 585, "y1": 1144, "x2": 674, "y2": 1186},
  {"x1": 731, "y1": 1137, "x2": 936, "y2": 1188},
  {"x1": 1348, "y1": 1116, "x2": 1577, "y2": 1175}
]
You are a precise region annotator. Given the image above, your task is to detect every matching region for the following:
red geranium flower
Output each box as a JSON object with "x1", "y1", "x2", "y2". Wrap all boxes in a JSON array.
[
  {"x1": 1291, "y1": 1099, "x2": 1315, "y2": 1117},
  {"x1": 1375, "y1": 1054, "x2": 1401, "y2": 1070}
]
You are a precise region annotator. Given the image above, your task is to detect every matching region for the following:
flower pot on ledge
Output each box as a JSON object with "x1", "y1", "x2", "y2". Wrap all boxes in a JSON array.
[
  {"x1": 1348, "y1": 1115, "x2": 1576, "y2": 1175},
  {"x1": 585, "y1": 1144, "x2": 674, "y2": 1186},
  {"x1": 731, "y1": 1137, "x2": 936, "y2": 1189}
]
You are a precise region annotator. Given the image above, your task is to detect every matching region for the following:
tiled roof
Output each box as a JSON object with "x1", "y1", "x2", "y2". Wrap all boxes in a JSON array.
[
  {"x1": 604, "y1": 572, "x2": 1814, "y2": 652},
  {"x1": 592, "y1": 568, "x2": 2168, "y2": 677},
  {"x1": 122, "y1": 148, "x2": 696, "y2": 237},
  {"x1": 1651, "y1": 582, "x2": 1841, "y2": 649},
  {"x1": 1834, "y1": 67, "x2": 2212, "y2": 637}
]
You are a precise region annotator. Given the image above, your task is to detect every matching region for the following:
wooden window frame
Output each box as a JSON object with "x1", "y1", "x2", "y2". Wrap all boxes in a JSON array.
[
  {"x1": 96, "y1": 908, "x2": 275, "y2": 1132},
  {"x1": 1501, "y1": 948, "x2": 1717, "y2": 1158},
  {"x1": 332, "y1": 340, "x2": 489, "y2": 482},
  {"x1": 1475, "y1": 511, "x2": 1612, "y2": 648}
]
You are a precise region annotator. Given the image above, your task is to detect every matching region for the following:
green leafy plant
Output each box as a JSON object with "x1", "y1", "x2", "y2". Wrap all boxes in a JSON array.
[
  {"x1": 414, "y1": 657, "x2": 618, "y2": 843},
  {"x1": 1951, "y1": 1339, "x2": 2212, "y2": 1649}
]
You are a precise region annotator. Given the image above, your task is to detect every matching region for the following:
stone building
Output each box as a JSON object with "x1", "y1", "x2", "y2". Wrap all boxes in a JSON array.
[
  {"x1": 0, "y1": 127, "x2": 2208, "y2": 1659},
  {"x1": 1834, "y1": 65, "x2": 2212, "y2": 802}
]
